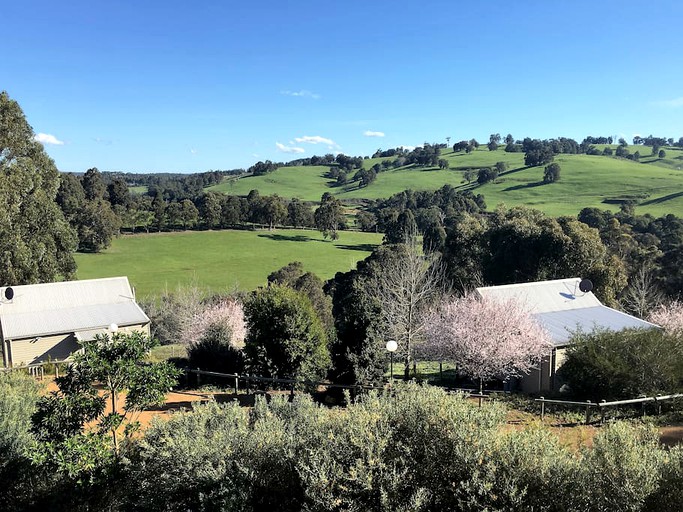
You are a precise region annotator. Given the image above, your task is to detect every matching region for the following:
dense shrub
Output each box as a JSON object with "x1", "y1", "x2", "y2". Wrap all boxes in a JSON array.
[
  {"x1": 560, "y1": 328, "x2": 683, "y2": 400},
  {"x1": 244, "y1": 285, "x2": 331, "y2": 382},
  {"x1": 187, "y1": 324, "x2": 245, "y2": 373}
]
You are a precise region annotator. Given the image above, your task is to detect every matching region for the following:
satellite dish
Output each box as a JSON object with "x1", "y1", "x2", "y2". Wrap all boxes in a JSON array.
[
  {"x1": 4, "y1": 287, "x2": 14, "y2": 300},
  {"x1": 578, "y1": 279, "x2": 593, "y2": 294}
]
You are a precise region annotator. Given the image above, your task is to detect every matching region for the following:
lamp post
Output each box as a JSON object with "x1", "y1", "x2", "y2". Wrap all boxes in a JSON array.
[{"x1": 385, "y1": 340, "x2": 398, "y2": 384}]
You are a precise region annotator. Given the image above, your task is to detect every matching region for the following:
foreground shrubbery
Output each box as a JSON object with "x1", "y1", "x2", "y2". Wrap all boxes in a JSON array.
[
  {"x1": 125, "y1": 384, "x2": 682, "y2": 512},
  {"x1": 3, "y1": 380, "x2": 683, "y2": 511}
]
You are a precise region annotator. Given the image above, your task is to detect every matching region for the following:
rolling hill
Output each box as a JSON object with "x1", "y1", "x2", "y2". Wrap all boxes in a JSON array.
[{"x1": 207, "y1": 146, "x2": 683, "y2": 217}]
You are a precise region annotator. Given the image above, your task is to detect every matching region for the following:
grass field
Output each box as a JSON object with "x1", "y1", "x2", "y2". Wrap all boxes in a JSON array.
[
  {"x1": 208, "y1": 148, "x2": 683, "y2": 217},
  {"x1": 74, "y1": 228, "x2": 382, "y2": 297}
]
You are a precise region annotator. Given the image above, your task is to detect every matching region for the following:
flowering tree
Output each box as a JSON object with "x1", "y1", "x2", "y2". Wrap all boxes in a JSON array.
[
  {"x1": 183, "y1": 298, "x2": 247, "y2": 349},
  {"x1": 422, "y1": 293, "x2": 552, "y2": 392},
  {"x1": 649, "y1": 301, "x2": 683, "y2": 337}
]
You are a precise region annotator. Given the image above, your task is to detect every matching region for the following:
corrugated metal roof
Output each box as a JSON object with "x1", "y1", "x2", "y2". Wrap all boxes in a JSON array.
[
  {"x1": 534, "y1": 306, "x2": 659, "y2": 347},
  {"x1": 0, "y1": 277, "x2": 149, "y2": 339},
  {"x1": 477, "y1": 278, "x2": 602, "y2": 313},
  {"x1": 476, "y1": 278, "x2": 660, "y2": 346}
]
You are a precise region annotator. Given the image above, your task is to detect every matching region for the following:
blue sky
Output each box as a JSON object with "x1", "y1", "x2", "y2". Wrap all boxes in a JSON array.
[{"x1": 3, "y1": 0, "x2": 682, "y2": 173}]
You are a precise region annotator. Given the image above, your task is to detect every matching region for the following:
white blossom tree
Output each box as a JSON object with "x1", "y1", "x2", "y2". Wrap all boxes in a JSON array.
[
  {"x1": 183, "y1": 298, "x2": 247, "y2": 349},
  {"x1": 648, "y1": 301, "x2": 683, "y2": 337},
  {"x1": 422, "y1": 293, "x2": 552, "y2": 393}
]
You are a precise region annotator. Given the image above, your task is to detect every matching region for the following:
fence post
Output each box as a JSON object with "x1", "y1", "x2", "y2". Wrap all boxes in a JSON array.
[
  {"x1": 540, "y1": 396, "x2": 545, "y2": 421},
  {"x1": 439, "y1": 361, "x2": 443, "y2": 384},
  {"x1": 600, "y1": 400, "x2": 606, "y2": 423},
  {"x1": 196, "y1": 369, "x2": 201, "y2": 388},
  {"x1": 585, "y1": 400, "x2": 592, "y2": 424},
  {"x1": 234, "y1": 375, "x2": 239, "y2": 395},
  {"x1": 656, "y1": 394, "x2": 662, "y2": 416}
]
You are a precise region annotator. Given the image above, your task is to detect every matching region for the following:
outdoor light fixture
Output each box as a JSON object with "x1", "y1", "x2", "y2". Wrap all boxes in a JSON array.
[
  {"x1": 386, "y1": 340, "x2": 398, "y2": 384},
  {"x1": 109, "y1": 323, "x2": 118, "y2": 333}
]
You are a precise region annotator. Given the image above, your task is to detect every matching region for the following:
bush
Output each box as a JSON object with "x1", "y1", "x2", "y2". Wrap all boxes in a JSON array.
[
  {"x1": 543, "y1": 162, "x2": 561, "y2": 183},
  {"x1": 244, "y1": 285, "x2": 330, "y2": 382},
  {"x1": 560, "y1": 328, "x2": 683, "y2": 400},
  {"x1": 187, "y1": 324, "x2": 244, "y2": 374}
]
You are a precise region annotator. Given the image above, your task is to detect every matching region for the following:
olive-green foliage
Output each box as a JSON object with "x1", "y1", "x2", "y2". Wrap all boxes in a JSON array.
[
  {"x1": 575, "y1": 423, "x2": 664, "y2": 512},
  {"x1": 561, "y1": 328, "x2": 683, "y2": 400},
  {"x1": 122, "y1": 383, "x2": 683, "y2": 512},
  {"x1": 244, "y1": 284, "x2": 331, "y2": 381},
  {"x1": 0, "y1": 372, "x2": 40, "y2": 510},
  {"x1": 0, "y1": 91, "x2": 78, "y2": 285}
]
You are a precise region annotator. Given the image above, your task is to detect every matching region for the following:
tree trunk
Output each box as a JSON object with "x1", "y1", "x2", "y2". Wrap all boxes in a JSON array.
[{"x1": 111, "y1": 391, "x2": 119, "y2": 454}]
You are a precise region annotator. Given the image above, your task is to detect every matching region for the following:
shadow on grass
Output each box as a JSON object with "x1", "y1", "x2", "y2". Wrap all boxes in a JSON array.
[
  {"x1": 257, "y1": 233, "x2": 313, "y2": 242},
  {"x1": 640, "y1": 191, "x2": 683, "y2": 205},
  {"x1": 336, "y1": 243, "x2": 377, "y2": 252},
  {"x1": 503, "y1": 181, "x2": 546, "y2": 192}
]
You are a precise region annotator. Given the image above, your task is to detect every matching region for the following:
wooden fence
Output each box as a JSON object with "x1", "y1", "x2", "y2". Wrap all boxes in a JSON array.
[{"x1": 536, "y1": 393, "x2": 683, "y2": 424}]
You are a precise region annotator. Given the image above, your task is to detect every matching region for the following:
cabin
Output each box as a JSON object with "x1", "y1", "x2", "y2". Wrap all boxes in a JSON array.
[
  {"x1": 0, "y1": 277, "x2": 150, "y2": 367},
  {"x1": 476, "y1": 278, "x2": 658, "y2": 393}
]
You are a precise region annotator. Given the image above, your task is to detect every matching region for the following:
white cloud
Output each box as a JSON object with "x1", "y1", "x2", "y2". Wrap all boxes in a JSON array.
[
  {"x1": 34, "y1": 133, "x2": 64, "y2": 145},
  {"x1": 363, "y1": 130, "x2": 385, "y2": 137},
  {"x1": 93, "y1": 137, "x2": 113, "y2": 145},
  {"x1": 280, "y1": 89, "x2": 321, "y2": 100},
  {"x1": 652, "y1": 97, "x2": 683, "y2": 108},
  {"x1": 276, "y1": 142, "x2": 305, "y2": 154},
  {"x1": 294, "y1": 135, "x2": 338, "y2": 147},
  {"x1": 190, "y1": 148, "x2": 198, "y2": 155},
  {"x1": 400, "y1": 145, "x2": 417, "y2": 151}
]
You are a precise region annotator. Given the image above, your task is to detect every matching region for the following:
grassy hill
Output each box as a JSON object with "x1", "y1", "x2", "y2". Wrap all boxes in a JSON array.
[
  {"x1": 208, "y1": 147, "x2": 683, "y2": 217},
  {"x1": 74, "y1": 228, "x2": 382, "y2": 297}
]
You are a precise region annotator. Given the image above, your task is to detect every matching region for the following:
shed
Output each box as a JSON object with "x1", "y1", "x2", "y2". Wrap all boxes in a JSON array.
[
  {"x1": 476, "y1": 278, "x2": 658, "y2": 392},
  {"x1": 0, "y1": 277, "x2": 150, "y2": 367}
]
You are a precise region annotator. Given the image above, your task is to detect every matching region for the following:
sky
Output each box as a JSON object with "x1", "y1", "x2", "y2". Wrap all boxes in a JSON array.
[{"x1": 2, "y1": 0, "x2": 682, "y2": 173}]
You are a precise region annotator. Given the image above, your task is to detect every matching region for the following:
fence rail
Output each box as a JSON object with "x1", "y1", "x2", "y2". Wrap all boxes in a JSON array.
[
  {"x1": 536, "y1": 393, "x2": 683, "y2": 424},
  {"x1": 0, "y1": 359, "x2": 72, "y2": 379}
]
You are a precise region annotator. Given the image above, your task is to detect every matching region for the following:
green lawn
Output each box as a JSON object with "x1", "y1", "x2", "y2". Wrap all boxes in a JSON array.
[
  {"x1": 207, "y1": 148, "x2": 683, "y2": 217},
  {"x1": 74, "y1": 228, "x2": 382, "y2": 298}
]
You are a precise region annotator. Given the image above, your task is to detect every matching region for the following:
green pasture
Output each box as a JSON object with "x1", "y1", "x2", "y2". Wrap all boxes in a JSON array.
[
  {"x1": 129, "y1": 185, "x2": 149, "y2": 194},
  {"x1": 74, "y1": 228, "x2": 383, "y2": 298},
  {"x1": 478, "y1": 153, "x2": 683, "y2": 217},
  {"x1": 207, "y1": 148, "x2": 683, "y2": 217}
]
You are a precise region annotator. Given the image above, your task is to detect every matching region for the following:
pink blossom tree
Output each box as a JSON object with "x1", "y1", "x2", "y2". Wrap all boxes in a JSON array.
[
  {"x1": 183, "y1": 298, "x2": 247, "y2": 349},
  {"x1": 648, "y1": 301, "x2": 683, "y2": 337},
  {"x1": 422, "y1": 293, "x2": 552, "y2": 393}
]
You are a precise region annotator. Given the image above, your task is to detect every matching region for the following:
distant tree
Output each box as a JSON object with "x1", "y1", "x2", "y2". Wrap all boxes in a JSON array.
[
  {"x1": 244, "y1": 285, "x2": 330, "y2": 382},
  {"x1": 453, "y1": 140, "x2": 469, "y2": 152},
  {"x1": 495, "y1": 161, "x2": 508, "y2": 174},
  {"x1": 152, "y1": 192, "x2": 167, "y2": 231},
  {"x1": 603, "y1": 147, "x2": 614, "y2": 156},
  {"x1": 0, "y1": 91, "x2": 78, "y2": 284},
  {"x1": 469, "y1": 138, "x2": 480, "y2": 149},
  {"x1": 633, "y1": 151, "x2": 640, "y2": 162},
  {"x1": 198, "y1": 192, "x2": 222, "y2": 229},
  {"x1": 489, "y1": 133, "x2": 502, "y2": 145},
  {"x1": 179, "y1": 199, "x2": 199, "y2": 229},
  {"x1": 618, "y1": 137, "x2": 628, "y2": 147},
  {"x1": 659, "y1": 149, "x2": 666, "y2": 159},
  {"x1": 524, "y1": 146, "x2": 554, "y2": 166},
  {"x1": 652, "y1": 144, "x2": 660, "y2": 156},
  {"x1": 615, "y1": 145, "x2": 629, "y2": 158},
  {"x1": 423, "y1": 293, "x2": 551, "y2": 393},
  {"x1": 287, "y1": 198, "x2": 313, "y2": 228},
  {"x1": 505, "y1": 133, "x2": 514, "y2": 144},
  {"x1": 221, "y1": 195, "x2": 246, "y2": 227},
  {"x1": 477, "y1": 167, "x2": 498, "y2": 184},
  {"x1": 107, "y1": 178, "x2": 130, "y2": 207},
  {"x1": 261, "y1": 194, "x2": 287, "y2": 230},
  {"x1": 384, "y1": 209, "x2": 418, "y2": 244},
  {"x1": 314, "y1": 193, "x2": 344, "y2": 240},
  {"x1": 463, "y1": 169, "x2": 477, "y2": 184},
  {"x1": 355, "y1": 210, "x2": 377, "y2": 232},
  {"x1": 77, "y1": 199, "x2": 121, "y2": 252},
  {"x1": 543, "y1": 162, "x2": 561, "y2": 183},
  {"x1": 438, "y1": 158, "x2": 450, "y2": 169},
  {"x1": 82, "y1": 167, "x2": 107, "y2": 201},
  {"x1": 487, "y1": 141, "x2": 498, "y2": 151}
]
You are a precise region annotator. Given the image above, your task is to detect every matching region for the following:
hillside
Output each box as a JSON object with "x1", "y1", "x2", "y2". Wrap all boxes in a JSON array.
[{"x1": 208, "y1": 147, "x2": 683, "y2": 217}]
